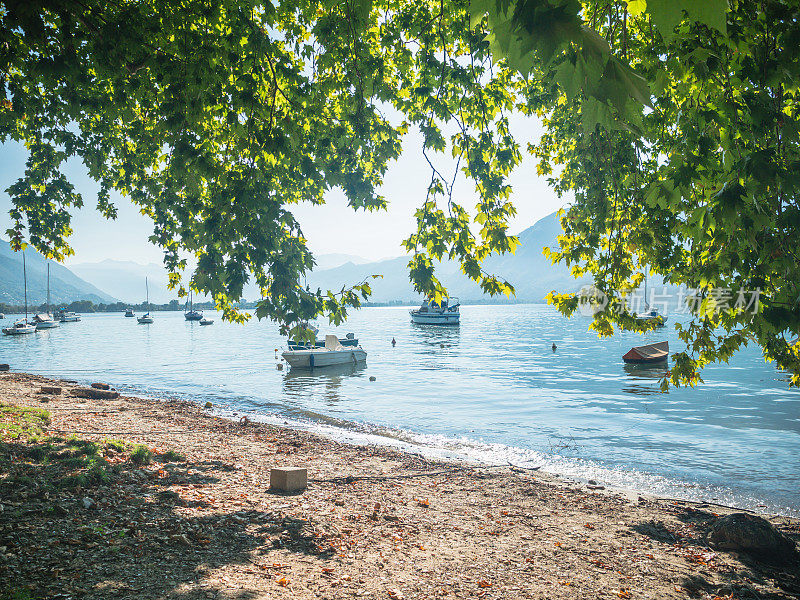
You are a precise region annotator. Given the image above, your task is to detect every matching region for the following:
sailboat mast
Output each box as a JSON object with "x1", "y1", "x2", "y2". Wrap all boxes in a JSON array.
[
  {"x1": 146, "y1": 277, "x2": 149, "y2": 308},
  {"x1": 23, "y1": 251, "x2": 28, "y2": 321},
  {"x1": 46, "y1": 262, "x2": 50, "y2": 314}
]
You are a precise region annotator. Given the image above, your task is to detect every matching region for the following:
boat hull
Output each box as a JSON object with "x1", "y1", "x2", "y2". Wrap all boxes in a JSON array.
[
  {"x1": 137, "y1": 317, "x2": 154, "y2": 324},
  {"x1": 409, "y1": 311, "x2": 460, "y2": 325},
  {"x1": 35, "y1": 320, "x2": 60, "y2": 330},
  {"x1": 623, "y1": 341, "x2": 669, "y2": 364},
  {"x1": 282, "y1": 348, "x2": 367, "y2": 369},
  {"x1": 60, "y1": 315, "x2": 81, "y2": 322},
  {"x1": 2, "y1": 324, "x2": 36, "y2": 335},
  {"x1": 185, "y1": 312, "x2": 203, "y2": 321}
]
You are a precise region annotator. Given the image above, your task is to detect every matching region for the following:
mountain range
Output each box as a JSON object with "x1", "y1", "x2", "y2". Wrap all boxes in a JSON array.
[
  {"x1": 307, "y1": 211, "x2": 586, "y2": 303},
  {"x1": 0, "y1": 240, "x2": 116, "y2": 305},
  {"x1": 1, "y1": 212, "x2": 587, "y2": 305}
]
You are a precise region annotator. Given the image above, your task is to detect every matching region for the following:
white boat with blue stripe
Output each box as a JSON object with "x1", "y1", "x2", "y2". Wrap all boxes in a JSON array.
[
  {"x1": 410, "y1": 297, "x2": 460, "y2": 325},
  {"x1": 282, "y1": 335, "x2": 367, "y2": 369}
]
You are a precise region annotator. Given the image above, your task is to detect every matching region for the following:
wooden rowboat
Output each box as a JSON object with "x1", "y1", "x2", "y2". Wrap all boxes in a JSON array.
[{"x1": 623, "y1": 341, "x2": 669, "y2": 364}]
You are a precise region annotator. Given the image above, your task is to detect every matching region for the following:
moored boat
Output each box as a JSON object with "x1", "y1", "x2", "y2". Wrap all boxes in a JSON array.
[
  {"x1": 184, "y1": 291, "x2": 203, "y2": 321},
  {"x1": 410, "y1": 297, "x2": 460, "y2": 325},
  {"x1": 282, "y1": 335, "x2": 367, "y2": 369},
  {"x1": 58, "y1": 311, "x2": 81, "y2": 322},
  {"x1": 33, "y1": 313, "x2": 59, "y2": 329},
  {"x1": 2, "y1": 320, "x2": 36, "y2": 335},
  {"x1": 34, "y1": 263, "x2": 59, "y2": 330},
  {"x1": 3, "y1": 251, "x2": 35, "y2": 336},
  {"x1": 199, "y1": 317, "x2": 214, "y2": 325},
  {"x1": 137, "y1": 278, "x2": 154, "y2": 324},
  {"x1": 124, "y1": 308, "x2": 135, "y2": 317},
  {"x1": 287, "y1": 332, "x2": 358, "y2": 350},
  {"x1": 623, "y1": 341, "x2": 669, "y2": 364}
]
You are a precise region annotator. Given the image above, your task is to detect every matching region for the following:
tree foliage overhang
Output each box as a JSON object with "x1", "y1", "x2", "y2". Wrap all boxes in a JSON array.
[{"x1": 1, "y1": 0, "x2": 799, "y2": 385}]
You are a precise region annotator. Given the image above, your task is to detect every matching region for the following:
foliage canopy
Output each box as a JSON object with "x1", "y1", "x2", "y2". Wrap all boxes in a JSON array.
[{"x1": 1, "y1": 0, "x2": 799, "y2": 384}]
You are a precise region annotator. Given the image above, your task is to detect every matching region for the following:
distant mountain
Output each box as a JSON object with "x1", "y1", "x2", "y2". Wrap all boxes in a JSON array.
[
  {"x1": 313, "y1": 253, "x2": 370, "y2": 270},
  {"x1": 0, "y1": 240, "x2": 117, "y2": 305},
  {"x1": 68, "y1": 260, "x2": 176, "y2": 305},
  {"x1": 307, "y1": 211, "x2": 589, "y2": 303},
  {"x1": 68, "y1": 253, "x2": 373, "y2": 304}
]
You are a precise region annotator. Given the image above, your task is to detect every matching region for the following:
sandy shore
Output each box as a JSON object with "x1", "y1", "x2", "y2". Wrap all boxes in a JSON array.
[{"x1": 0, "y1": 371, "x2": 798, "y2": 600}]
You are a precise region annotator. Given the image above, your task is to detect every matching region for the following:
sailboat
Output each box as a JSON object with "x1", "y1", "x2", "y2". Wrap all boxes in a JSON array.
[
  {"x1": 137, "y1": 278, "x2": 154, "y2": 324},
  {"x1": 636, "y1": 268, "x2": 667, "y2": 327},
  {"x1": 2, "y1": 252, "x2": 36, "y2": 335},
  {"x1": 33, "y1": 263, "x2": 59, "y2": 330},
  {"x1": 184, "y1": 290, "x2": 203, "y2": 321}
]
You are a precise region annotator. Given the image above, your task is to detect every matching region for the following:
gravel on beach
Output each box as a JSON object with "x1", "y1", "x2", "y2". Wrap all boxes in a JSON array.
[{"x1": 1, "y1": 372, "x2": 798, "y2": 600}]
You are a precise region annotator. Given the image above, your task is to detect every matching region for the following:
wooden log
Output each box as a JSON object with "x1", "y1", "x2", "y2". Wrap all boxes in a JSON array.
[{"x1": 72, "y1": 388, "x2": 120, "y2": 400}]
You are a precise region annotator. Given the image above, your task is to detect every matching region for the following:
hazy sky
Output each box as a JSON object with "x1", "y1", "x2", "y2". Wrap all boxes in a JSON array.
[{"x1": 0, "y1": 113, "x2": 570, "y2": 266}]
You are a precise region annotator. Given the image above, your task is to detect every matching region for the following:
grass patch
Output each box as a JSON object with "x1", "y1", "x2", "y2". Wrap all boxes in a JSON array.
[
  {"x1": 0, "y1": 404, "x2": 50, "y2": 441},
  {"x1": 130, "y1": 444, "x2": 153, "y2": 465},
  {"x1": 104, "y1": 438, "x2": 128, "y2": 453},
  {"x1": 159, "y1": 449, "x2": 186, "y2": 462}
]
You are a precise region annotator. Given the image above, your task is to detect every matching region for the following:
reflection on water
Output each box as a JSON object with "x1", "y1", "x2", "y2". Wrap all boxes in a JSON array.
[
  {"x1": 2, "y1": 305, "x2": 799, "y2": 516},
  {"x1": 622, "y1": 363, "x2": 670, "y2": 396},
  {"x1": 282, "y1": 362, "x2": 368, "y2": 405}
]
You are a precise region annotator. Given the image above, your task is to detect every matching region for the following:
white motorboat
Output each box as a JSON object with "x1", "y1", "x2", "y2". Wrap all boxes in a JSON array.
[
  {"x1": 59, "y1": 311, "x2": 81, "y2": 322},
  {"x1": 0, "y1": 313, "x2": 5, "y2": 319},
  {"x1": 2, "y1": 319, "x2": 36, "y2": 335},
  {"x1": 410, "y1": 297, "x2": 460, "y2": 325},
  {"x1": 3, "y1": 251, "x2": 36, "y2": 336},
  {"x1": 34, "y1": 313, "x2": 59, "y2": 329},
  {"x1": 124, "y1": 308, "x2": 135, "y2": 317},
  {"x1": 199, "y1": 317, "x2": 214, "y2": 325},
  {"x1": 137, "y1": 278, "x2": 154, "y2": 324},
  {"x1": 282, "y1": 334, "x2": 367, "y2": 369}
]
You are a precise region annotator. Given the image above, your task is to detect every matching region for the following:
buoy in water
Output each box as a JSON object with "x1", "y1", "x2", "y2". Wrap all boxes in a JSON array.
[
  {"x1": 276, "y1": 363, "x2": 284, "y2": 371},
  {"x1": 369, "y1": 376, "x2": 376, "y2": 381},
  {"x1": 391, "y1": 337, "x2": 396, "y2": 347},
  {"x1": 552, "y1": 343, "x2": 557, "y2": 352}
]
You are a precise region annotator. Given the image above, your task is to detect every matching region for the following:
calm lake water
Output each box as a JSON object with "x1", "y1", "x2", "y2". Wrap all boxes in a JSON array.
[{"x1": 2, "y1": 305, "x2": 798, "y2": 516}]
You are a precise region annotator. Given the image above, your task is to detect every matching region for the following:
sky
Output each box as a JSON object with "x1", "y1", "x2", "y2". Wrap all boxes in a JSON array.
[{"x1": 0, "y1": 113, "x2": 571, "y2": 267}]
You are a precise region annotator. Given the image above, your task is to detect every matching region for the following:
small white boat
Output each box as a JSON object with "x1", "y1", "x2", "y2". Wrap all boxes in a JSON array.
[
  {"x1": 4, "y1": 251, "x2": 36, "y2": 335},
  {"x1": 199, "y1": 317, "x2": 214, "y2": 325},
  {"x1": 410, "y1": 297, "x2": 460, "y2": 325},
  {"x1": 636, "y1": 308, "x2": 667, "y2": 327},
  {"x1": 0, "y1": 313, "x2": 5, "y2": 319},
  {"x1": 34, "y1": 263, "x2": 59, "y2": 329},
  {"x1": 282, "y1": 334, "x2": 367, "y2": 369},
  {"x1": 124, "y1": 308, "x2": 135, "y2": 317},
  {"x1": 34, "y1": 314, "x2": 60, "y2": 329},
  {"x1": 2, "y1": 320, "x2": 36, "y2": 335},
  {"x1": 137, "y1": 278, "x2": 154, "y2": 324},
  {"x1": 59, "y1": 311, "x2": 81, "y2": 322}
]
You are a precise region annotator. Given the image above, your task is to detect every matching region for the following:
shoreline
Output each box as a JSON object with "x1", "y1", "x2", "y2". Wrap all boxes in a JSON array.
[
  {"x1": 6, "y1": 365, "x2": 799, "y2": 520},
  {"x1": 1, "y1": 371, "x2": 799, "y2": 599},
  {"x1": 25, "y1": 365, "x2": 799, "y2": 520}
]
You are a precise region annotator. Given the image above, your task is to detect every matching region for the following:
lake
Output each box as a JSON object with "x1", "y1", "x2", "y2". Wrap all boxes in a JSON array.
[{"x1": 2, "y1": 304, "x2": 798, "y2": 516}]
